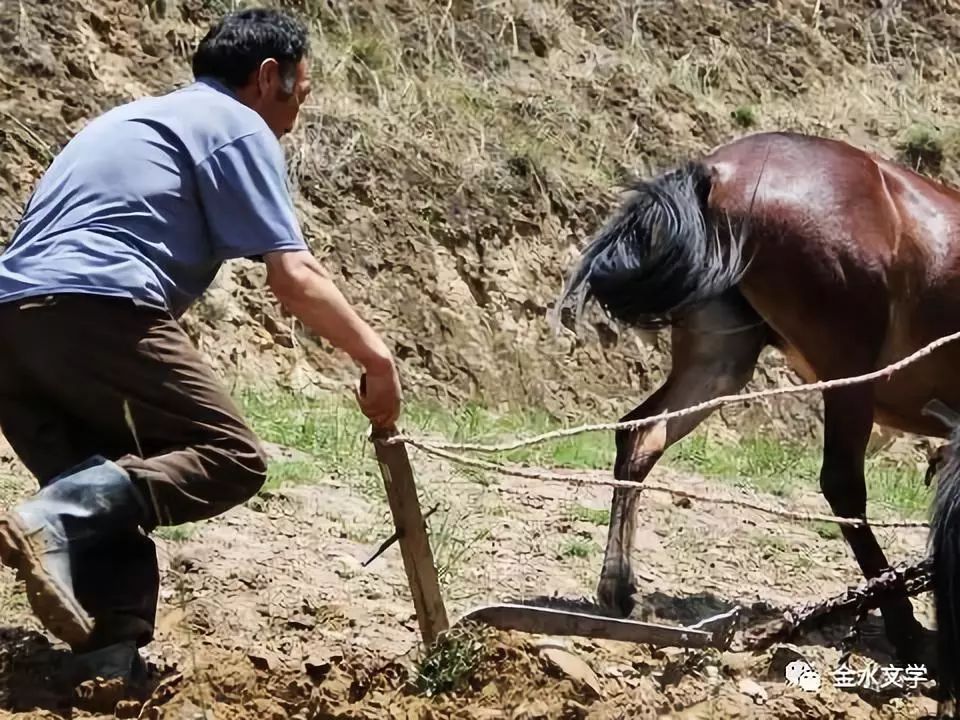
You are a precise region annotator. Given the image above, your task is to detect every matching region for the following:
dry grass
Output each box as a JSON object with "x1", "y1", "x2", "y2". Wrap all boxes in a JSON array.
[{"x1": 282, "y1": 0, "x2": 960, "y2": 203}]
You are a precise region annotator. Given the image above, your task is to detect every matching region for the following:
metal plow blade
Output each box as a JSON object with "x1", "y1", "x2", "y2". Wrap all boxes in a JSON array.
[{"x1": 452, "y1": 603, "x2": 740, "y2": 650}]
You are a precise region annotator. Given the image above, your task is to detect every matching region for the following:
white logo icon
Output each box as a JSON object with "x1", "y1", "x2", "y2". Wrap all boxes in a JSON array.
[{"x1": 785, "y1": 660, "x2": 822, "y2": 692}]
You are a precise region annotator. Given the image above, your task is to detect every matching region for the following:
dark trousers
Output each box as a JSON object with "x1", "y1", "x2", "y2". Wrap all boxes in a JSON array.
[{"x1": 0, "y1": 293, "x2": 268, "y2": 648}]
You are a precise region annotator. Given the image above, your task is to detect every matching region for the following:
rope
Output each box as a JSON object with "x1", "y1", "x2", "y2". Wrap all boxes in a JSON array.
[
  {"x1": 383, "y1": 329, "x2": 960, "y2": 453},
  {"x1": 408, "y1": 441, "x2": 930, "y2": 529}
]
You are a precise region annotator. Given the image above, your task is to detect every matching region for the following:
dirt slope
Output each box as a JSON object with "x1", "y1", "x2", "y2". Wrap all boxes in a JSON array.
[{"x1": 4, "y1": 0, "x2": 960, "y2": 443}]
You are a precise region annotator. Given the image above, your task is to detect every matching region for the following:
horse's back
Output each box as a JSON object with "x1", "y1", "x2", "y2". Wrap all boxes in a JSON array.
[
  {"x1": 704, "y1": 130, "x2": 960, "y2": 274},
  {"x1": 701, "y1": 131, "x2": 960, "y2": 435},
  {"x1": 701, "y1": 131, "x2": 901, "y2": 362}
]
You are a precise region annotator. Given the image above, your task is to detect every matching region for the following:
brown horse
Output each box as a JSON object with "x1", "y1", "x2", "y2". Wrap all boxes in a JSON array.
[{"x1": 553, "y1": 130, "x2": 960, "y2": 674}]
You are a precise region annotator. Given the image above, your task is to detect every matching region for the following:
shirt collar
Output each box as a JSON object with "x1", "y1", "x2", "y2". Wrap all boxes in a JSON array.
[{"x1": 193, "y1": 76, "x2": 240, "y2": 100}]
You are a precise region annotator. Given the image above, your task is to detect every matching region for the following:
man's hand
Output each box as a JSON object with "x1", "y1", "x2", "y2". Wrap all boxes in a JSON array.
[
  {"x1": 356, "y1": 364, "x2": 403, "y2": 430},
  {"x1": 263, "y1": 250, "x2": 403, "y2": 427}
]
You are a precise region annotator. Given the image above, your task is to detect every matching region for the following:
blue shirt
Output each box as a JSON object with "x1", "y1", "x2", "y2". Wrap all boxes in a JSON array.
[{"x1": 0, "y1": 77, "x2": 308, "y2": 318}]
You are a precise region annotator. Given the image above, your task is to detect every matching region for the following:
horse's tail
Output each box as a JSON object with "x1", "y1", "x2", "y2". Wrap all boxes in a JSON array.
[
  {"x1": 929, "y1": 399, "x2": 960, "y2": 708},
  {"x1": 550, "y1": 160, "x2": 749, "y2": 332}
]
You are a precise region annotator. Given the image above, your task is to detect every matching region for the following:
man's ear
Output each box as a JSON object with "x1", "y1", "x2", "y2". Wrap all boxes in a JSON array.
[{"x1": 256, "y1": 58, "x2": 280, "y2": 96}]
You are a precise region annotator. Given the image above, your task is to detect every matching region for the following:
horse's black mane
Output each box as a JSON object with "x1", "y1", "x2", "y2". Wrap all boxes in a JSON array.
[{"x1": 550, "y1": 161, "x2": 749, "y2": 332}]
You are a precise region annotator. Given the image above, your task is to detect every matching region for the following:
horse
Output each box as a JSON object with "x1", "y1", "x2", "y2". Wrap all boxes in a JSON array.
[{"x1": 551, "y1": 129, "x2": 960, "y2": 671}]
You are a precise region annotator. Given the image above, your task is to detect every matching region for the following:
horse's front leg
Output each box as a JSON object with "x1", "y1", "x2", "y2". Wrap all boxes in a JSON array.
[
  {"x1": 819, "y1": 385, "x2": 925, "y2": 662},
  {"x1": 598, "y1": 400, "x2": 667, "y2": 615},
  {"x1": 598, "y1": 297, "x2": 767, "y2": 616}
]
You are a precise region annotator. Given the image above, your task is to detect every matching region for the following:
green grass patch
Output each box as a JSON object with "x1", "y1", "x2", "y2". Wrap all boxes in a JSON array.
[
  {"x1": 568, "y1": 504, "x2": 611, "y2": 525},
  {"x1": 262, "y1": 459, "x2": 324, "y2": 493},
  {"x1": 238, "y1": 387, "x2": 613, "y2": 478},
  {"x1": 413, "y1": 624, "x2": 492, "y2": 697},
  {"x1": 428, "y1": 507, "x2": 493, "y2": 585},
  {"x1": 559, "y1": 538, "x2": 595, "y2": 559},
  {"x1": 664, "y1": 434, "x2": 930, "y2": 520},
  {"x1": 731, "y1": 104, "x2": 758, "y2": 128},
  {"x1": 385, "y1": 396, "x2": 616, "y2": 473},
  {"x1": 665, "y1": 435, "x2": 817, "y2": 499},
  {"x1": 234, "y1": 387, "x2": 930, "y2": 522},
  {"x1": 239, "y1": 389, "x2": 369, "y2": 471},
  {"x1": 812, "y1": 521, "x2": 842, "y2": 540},
  {"x1": 154, "y1": 523, "x2": 196, "y2": 542}
]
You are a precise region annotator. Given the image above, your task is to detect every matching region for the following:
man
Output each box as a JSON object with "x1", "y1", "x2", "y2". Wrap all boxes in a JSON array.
[{"x1": 0, "y1": 7, "x2": 401, "y2": 682}]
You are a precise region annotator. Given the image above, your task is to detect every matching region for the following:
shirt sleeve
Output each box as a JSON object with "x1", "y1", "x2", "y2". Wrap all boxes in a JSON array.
[{"x1": 194, "y1": 129, "x2": 308, "y2": 262}]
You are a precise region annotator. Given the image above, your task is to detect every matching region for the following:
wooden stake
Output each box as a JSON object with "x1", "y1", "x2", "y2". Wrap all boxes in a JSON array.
[{"x1": 371, "y1": 427, "x2": 450, "y2": 646}]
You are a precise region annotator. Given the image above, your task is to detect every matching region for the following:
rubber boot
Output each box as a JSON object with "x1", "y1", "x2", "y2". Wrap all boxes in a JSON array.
[
  {"x1": 70, "y1": 639, "x2": 149, "y2": 687},
  {"x1": 0, "y1": 455, "x2": 151, "y2": 648}
]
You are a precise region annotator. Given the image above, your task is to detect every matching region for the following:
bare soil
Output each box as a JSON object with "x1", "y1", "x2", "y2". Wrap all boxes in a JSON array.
[{"x1": 0, "y1": 436, "x2": 940, "y2": 719}]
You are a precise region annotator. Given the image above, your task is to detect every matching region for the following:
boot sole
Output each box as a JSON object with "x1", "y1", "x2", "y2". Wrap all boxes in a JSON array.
[{"x1": 0, "y1": 514, "x2": 94, "y2": 648}]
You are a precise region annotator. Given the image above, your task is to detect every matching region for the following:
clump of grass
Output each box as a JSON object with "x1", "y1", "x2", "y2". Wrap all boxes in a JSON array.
[
  {"x1": 665, "y1": 435, "x2": 819, "y2": 498},
  {"x1": 559, "y1": 538, "x2": 595, "y2": 559},
  {"x1": 403, "y1": 399, "x2": 615, "y2": 470},
  {"x1": 154, "y1": 523, "x2": 197, "y2": 542},
  {"x1": 428, "y1": 507, "x2": 492, "y2": 585},
  {"x1": 812, "y1": 521, "x2": 842, "y2": 540},
  {"x1": 732, "y1": 104, "x2": 758, "y2": 128},
  {"x1": 413, "y1": 624, "x2": 491, "y2": 697},
  {"x1": 262, "y1": 459, "x2": 323, "y2": 493},
  {"x1": 866, "y1": 460, "x2": 931, "y2": 519},
  {"x1": 899, "y1": 122, "x2": 943, "y2": 171},
  {"x1": 238, "y1": 389, "x2": 369, "y2": 477},
  {"x1": 568, "y1": 504, "x2": 610, "y2": 525}
]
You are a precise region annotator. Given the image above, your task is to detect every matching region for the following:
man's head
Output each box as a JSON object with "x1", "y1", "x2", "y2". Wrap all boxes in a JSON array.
[{"x1": 192, "y1": 8, "x2": 311, "y2": 138}]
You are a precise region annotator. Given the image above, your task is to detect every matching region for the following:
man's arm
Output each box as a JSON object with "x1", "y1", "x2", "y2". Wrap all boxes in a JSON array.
[
  {"x1": 263, "y1": 249, "x2": 402, "y2": 428},
  {"x1": 193, "y1": 129, "x2": 402, "y2": 428}
]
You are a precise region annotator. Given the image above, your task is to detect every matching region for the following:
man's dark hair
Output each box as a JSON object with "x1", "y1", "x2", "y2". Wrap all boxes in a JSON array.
[{"x1": 192, "y1": 8, "x2": 310, "y2": 93}]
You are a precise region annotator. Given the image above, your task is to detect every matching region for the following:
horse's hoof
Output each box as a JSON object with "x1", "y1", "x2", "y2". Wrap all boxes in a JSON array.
[{"x1": 597, "y1": 573, "x2": 637, "y2": 617}]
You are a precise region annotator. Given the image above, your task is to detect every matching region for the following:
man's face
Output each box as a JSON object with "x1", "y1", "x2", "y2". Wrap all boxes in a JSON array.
[{"x1": 250, "y1": 58, "x2": 312, "y2": 139}]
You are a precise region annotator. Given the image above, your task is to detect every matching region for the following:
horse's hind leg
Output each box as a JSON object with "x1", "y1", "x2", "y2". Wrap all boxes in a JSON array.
[
  {"x1": 819, "y1": 385, "x2": 924, "y2": 662},
  {"x1": 599, "y1": 292, "x2": 768, "y2": 615}
]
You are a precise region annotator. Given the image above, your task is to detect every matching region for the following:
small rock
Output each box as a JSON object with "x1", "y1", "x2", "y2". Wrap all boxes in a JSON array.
[
  {"x1": 248, "y1": 649, "x2": 281, "y2": 672},
  {"x1": 531, "y1": 637, "x2": 571, "y2": 651},
  {"x1": 540, "y1": 647, "x2": 603, "y2": 700},
  {"x1": 286, "y1": 613, "x2": 317, "y2": 630},
  {"x1": 304, "y1": 654, "x2": 332, "y2": 682},
  {"x1": 720, "y1": 650, "x2": 755, "y2": 676},
  {"x1": 114, "y1": 700, "x2": 142, "y2": 719},
  {"x1": 673, "y1": 495, "x2": 692, "y2": 509},
  {"x1": 739, "y1": 678, "x2": 768, "y2": 704}
]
